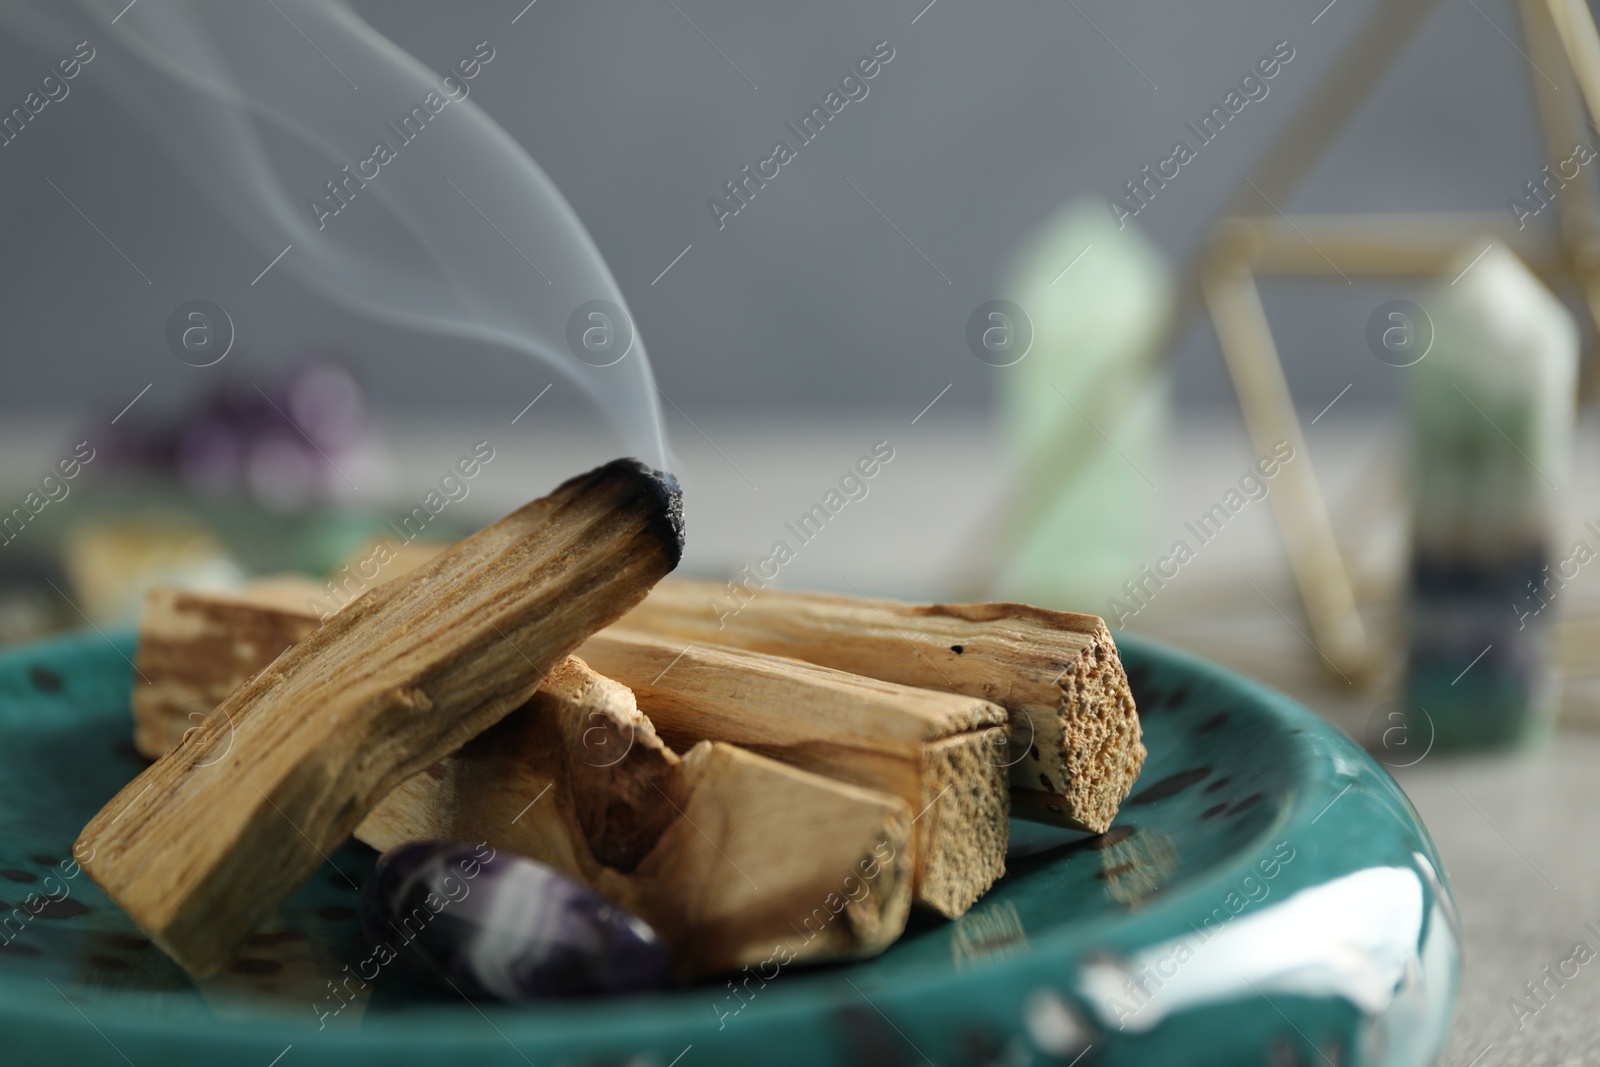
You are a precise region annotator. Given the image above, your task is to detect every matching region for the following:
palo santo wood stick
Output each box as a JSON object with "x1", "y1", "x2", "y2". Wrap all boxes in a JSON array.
[
  {"x1": 621, "y1": 580, "x2": 1145, "y2": 834},
  {"x1": 362, "y1": 658, "x2": 915, "y2": 978},
  {"x1": 80, "y1": 459, "x2": 684, "y2": 978},
  {"x1": 576, "y1": 630, "x2": 1009, "y2": 918}
]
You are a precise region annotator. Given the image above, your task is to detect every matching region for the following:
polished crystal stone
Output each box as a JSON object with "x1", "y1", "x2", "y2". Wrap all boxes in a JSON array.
[{"x1": 360, "y1": 840, "x2": 672, "y2": 999}]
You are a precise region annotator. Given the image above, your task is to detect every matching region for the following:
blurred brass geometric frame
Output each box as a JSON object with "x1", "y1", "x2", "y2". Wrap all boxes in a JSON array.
[{"x1": 1198, "y1": 0, "x2": 1600, "y2": 683}]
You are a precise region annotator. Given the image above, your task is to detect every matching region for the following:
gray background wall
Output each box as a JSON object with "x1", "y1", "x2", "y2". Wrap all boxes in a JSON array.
[{"x1": 0, "y1": 0, "x2": 1572, "y2": 423}]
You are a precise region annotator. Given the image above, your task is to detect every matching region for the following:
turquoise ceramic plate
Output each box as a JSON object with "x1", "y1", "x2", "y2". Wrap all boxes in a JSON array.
[{"x1": 0, "y1": 629, "x2": 1458, "y2": 1066}]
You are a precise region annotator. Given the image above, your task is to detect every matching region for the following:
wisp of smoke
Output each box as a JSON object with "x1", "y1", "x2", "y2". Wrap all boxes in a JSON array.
[{"x1": 2, "y1": 0, "x2": 669, "y2": 470}]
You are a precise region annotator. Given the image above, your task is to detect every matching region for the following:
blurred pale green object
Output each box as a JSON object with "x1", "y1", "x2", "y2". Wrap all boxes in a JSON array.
[{"x1": 996, "y1": 201, "x2": 1173, "y2": 612}]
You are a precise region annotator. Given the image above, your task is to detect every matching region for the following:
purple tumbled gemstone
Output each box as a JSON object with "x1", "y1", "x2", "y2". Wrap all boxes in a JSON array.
[{"x1": 360, "y1": 841, "x2": 673, "y2": 1000}]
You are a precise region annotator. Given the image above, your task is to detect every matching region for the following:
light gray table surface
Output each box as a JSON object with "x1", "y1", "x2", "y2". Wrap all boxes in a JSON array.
[{"x1": 1398, "y1": 737, "x2": 1600, "y2": 1066}]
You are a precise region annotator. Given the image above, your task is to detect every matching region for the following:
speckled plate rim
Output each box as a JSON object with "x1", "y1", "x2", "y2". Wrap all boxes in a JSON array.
[{"x1": 0, "y1": 628, "x2": 1460, "y2": 1065}]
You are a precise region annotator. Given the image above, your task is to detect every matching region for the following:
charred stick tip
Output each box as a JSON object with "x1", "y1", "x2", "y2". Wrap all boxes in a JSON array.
[
  {"x1": 641, "y1": 463, "x2": 685, "y2": 567},
  {"x1": 582, "y1": 458, "x2": 685, "y2": 568}
]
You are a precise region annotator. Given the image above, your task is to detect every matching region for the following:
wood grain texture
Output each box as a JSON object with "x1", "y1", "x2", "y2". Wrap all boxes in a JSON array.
[
  {"x1": 575, "y1": 629, "x2": 1009, "y2": 918},
  {"x1": 621, "y1": 580, "x2": 1145, "y2": 833},
  {"x1": 79, "y1": 459, "x2": 683, "y2": 977}
]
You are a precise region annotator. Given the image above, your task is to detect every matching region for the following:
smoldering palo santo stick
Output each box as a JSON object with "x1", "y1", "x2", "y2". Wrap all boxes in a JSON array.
[{"x1": 79, "y1": 459, "x2": 684, "y2": 978}]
